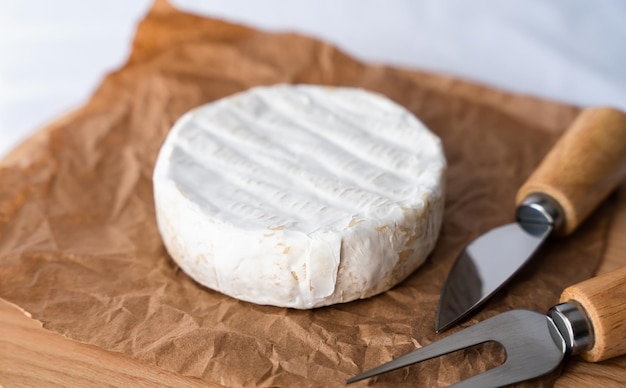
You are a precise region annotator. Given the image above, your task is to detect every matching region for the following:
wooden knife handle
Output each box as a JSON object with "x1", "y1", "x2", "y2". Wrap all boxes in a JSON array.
[
  {"x1": 560, "y1": 266, "x2": 626, "y2": 362},
  {"x1": 516, "y1": 107, "x2": 626, "y2": 235}
]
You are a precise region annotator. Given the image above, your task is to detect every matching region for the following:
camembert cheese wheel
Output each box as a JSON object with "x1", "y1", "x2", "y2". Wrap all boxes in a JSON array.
[{"x1": 153, "y1": 84, "x2": 445, "y2": 309}]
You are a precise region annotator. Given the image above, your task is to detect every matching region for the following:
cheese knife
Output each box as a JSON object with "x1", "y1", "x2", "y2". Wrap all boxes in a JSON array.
[
  {"x1": 436, "y1": 107, "x2": 626, "y2": 333},
  {"x1": 348, "y1": 265, "x2": 626, "y2": 387}
]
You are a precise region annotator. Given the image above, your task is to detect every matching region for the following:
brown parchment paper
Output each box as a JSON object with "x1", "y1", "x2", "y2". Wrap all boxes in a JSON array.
[{"x1": 0, "y1": 1, "x2": 614, "y2": 387}]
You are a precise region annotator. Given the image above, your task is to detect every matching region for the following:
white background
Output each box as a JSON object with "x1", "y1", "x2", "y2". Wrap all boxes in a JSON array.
[{"x1": 1, "y1": 0, "x2": 625, "y2": 157}]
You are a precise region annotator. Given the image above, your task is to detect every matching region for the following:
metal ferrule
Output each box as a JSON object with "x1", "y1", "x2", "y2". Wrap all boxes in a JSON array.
[
  {"x1": 547, "y1": 302, "x2": 594, "y2": 355},
  {"x1": 516, "y1": 193, "x2": 564, "y2": 234}
]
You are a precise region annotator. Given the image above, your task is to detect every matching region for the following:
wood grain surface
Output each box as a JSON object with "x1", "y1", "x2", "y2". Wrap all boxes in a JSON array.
[
  {"x1": 560, "y1": 266, "x2": 626, "y2": 362},
  {"x1": 554, "y1": 185, "x2": 626, "y2": 387},
  {"x1": 0, "y1": 300, "x2": 215, "y2": 388},
  {"x1": 517, "y1": 107, "x2": 626, "y2": 235},
  {"x1": 2, "y1": 186, "x2": 625, "y2": 387}
]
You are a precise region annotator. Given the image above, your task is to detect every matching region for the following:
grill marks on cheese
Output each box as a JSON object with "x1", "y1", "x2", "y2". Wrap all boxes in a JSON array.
[
  {"x1": 167, "y1": 87, "x2": 438, "y2": 233},
  {"x1": 153, "y1": 85, "x2": 445, "y2": 308}
]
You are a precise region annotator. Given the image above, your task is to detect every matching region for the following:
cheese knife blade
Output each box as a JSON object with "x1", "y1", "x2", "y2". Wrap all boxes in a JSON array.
[{"x1": 436, "y1": 107, "x2": 626, "y2": 332}]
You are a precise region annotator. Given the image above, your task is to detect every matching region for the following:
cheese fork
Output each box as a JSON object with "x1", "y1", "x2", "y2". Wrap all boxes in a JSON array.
[{"x1": 347, "y1": 266, "x2": 626, "y2": 387}]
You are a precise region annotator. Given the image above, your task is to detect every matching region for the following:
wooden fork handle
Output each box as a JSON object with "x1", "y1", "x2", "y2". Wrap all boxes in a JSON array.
[{"x1": 560, "y1": 265, "x2": 626, "y2": 362}]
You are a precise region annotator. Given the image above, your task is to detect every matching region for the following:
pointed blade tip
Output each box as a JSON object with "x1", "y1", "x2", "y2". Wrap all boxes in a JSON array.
[
  {"x1": 435, "y1": 222, "x2": 552, "y2": 336},
  {"x1": 434, "y1": 319, "x2": 443, "y2": 333},
  {"x1": 435, "y1": 303, "x2": 464, "y2": 333},
  {"x1": 345, "y1": 373, "x2": 369, "y2": 384},
  {"x1": 434, "y1": 319, "x2": 453, "y2": 334}
]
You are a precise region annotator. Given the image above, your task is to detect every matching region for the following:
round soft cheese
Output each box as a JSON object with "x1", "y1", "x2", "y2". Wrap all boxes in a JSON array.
[{"x1": 153, "y1": 84, "x2": 445, "y2": 309}]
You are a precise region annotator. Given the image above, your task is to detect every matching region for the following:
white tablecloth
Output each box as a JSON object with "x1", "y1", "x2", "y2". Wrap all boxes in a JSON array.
[{"x1": 1, "y1": 0, "x2": 625, "y2": 157}]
